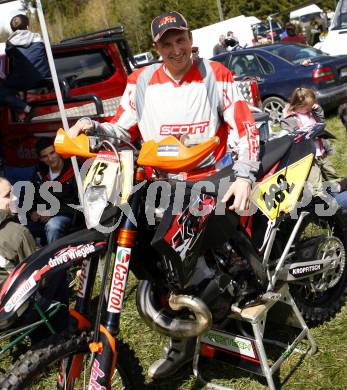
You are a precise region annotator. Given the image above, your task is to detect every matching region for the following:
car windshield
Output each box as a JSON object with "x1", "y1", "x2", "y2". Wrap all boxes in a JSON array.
[
  {"x1": 256, "y1": 24, "x2": 267, "y2": 34},
  {"x1": 300, "y1": 12, "x2": 321, "y2": 23},
  {"x1": 134, "y1": 54, "x2": 147, "y2": 62},
  {"x1": 330, "y1": 0, "x2": 347, "y2": 30},
  {"x1": 254, "y1": 21, "x2": 281, "y2": 34},
  {"x1": 270, "y1": 21, "x2": 281, "y2": 29},
  {"x1": 262, "y1": 44, "x2": 324, "y2": 64}
]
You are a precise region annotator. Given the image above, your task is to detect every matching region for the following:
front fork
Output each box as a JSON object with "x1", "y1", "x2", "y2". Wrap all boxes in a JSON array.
[
  {"x1": 56, "y1": 253, "x2": 98, "y2": 390},
  {"x1": 88, "y1": 174, "x2": 144, "y2": 389}
]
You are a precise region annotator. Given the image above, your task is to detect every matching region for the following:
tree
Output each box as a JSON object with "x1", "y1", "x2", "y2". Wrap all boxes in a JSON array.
[
  {"x1": 19, "y1": 0, "x2": 338, "y2": 50},
  {"x1": 137, "y1": 0, "x2": 219, "y2": 53}
]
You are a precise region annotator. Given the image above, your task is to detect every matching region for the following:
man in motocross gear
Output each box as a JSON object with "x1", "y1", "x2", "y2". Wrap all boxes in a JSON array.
[{"x1": 69, "y1": 11, "x2": 260, "y2": 379}]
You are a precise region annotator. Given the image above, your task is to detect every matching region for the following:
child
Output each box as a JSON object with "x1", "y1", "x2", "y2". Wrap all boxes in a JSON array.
[
  {"x1": 280, "y1": 88, "x2": 339, "y2": 190},
  {"x1": 280, "y1": 88, "x2": 347, "y2": 212}
]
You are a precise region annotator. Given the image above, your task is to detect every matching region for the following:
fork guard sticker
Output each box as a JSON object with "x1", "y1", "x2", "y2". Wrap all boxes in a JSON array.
[
  {"x1": 4, "y1": 273, "x2": 37, "y2": 313},
  {"x1": 107, "y1": 246, "x2": 131, "y2": 313}
]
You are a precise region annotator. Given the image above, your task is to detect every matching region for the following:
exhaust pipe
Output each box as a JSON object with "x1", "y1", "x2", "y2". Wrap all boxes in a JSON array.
[{"x1": 136, "y1": 280, "x2": 212, "y2": 338}]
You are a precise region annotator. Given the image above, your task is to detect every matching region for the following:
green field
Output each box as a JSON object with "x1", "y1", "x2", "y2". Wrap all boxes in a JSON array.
[{"x1": 1, "y1": 115, "x2": 346, "y2": 389}]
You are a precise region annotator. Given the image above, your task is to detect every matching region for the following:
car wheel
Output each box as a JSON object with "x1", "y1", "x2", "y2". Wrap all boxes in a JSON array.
[{"x1": 262, "y1": 96, "x2": 287, "y2": 124}]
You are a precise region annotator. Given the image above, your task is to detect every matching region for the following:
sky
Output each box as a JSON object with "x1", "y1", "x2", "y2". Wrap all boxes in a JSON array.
[{"x1": 0, "y1": 1, "x2": 23, "y2": 32}]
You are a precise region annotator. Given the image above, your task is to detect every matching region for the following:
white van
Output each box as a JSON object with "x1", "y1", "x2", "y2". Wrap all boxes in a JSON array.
[
  {"x1": 315, "y1": 0, "x2": 347, "y2": 55},
  {"x1": 133, "y1": 52, "x2": 154, "y2": 66}
]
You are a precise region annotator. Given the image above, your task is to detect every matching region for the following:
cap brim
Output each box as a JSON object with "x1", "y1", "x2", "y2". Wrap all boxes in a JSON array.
[{"x1": 153, "y1": 26, "x2": 189, "y2": 42}]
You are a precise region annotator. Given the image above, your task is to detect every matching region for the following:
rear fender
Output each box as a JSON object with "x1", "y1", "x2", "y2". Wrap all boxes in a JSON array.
[{"x1": 0, "y1": 228, "x2": 107, "y2": 329}]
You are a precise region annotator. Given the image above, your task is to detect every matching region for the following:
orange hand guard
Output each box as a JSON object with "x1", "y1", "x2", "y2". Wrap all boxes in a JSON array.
[
  {"x1": 54, "y1": 128, "x2": 97, "y2": 158},
  {"x1": 137, "y1": 136, "x2": 219, "y2": 172}
]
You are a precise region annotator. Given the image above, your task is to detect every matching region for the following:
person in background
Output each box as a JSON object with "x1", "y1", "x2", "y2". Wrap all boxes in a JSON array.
[
  {"x1": 281, "y1": 22, "x2": 306, "y2": 44},
  {"x1": 191, "y1": 46, "x2": 199, "y2": 60},
  {"x1": 225, "y1": 30, "x2": 239, "y2": 50},
  {"x1": 0, "y1": 14, "x2": 50, "y2": 122},
  {"x1": 213, "y1": 34, "x2": 226, "y2": 56},
  {"x1": 0, "y1": 177, "x2": 36, "y2": 285},
  {"x1": 309, "y1": 16, "x2": 323, "y2": 46},
  {"x1": 280, "y1": 87, "x2": 347, "y2": 211},
  {"x1": 68, "y1": 10, "x2": 260, "y2": 379},
  {"x1": 28, "y1": 137, "x2": 78, "y2": 245},
  {"x1": 27, "y1": 138, "x2": 75, "y2": 336}
]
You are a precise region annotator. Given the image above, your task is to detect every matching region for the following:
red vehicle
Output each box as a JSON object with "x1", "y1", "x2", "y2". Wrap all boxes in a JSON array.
[{"x1": 0, "y1": 26, "x2": 133, "y2": 183}]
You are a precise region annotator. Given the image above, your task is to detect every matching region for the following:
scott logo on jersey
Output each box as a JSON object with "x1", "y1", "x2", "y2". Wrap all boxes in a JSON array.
[{"x1": 160, "y1": 121, "x2": 209, "y2": 136}]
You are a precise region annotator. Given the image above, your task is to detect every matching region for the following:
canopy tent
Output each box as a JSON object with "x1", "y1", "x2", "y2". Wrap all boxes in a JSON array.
[
  {"x1": 245, "y1": 16, "x2": 262, "y2": 26},
  {"x1": 0, "y1": 0, "x2": 83, "y2": 204}
]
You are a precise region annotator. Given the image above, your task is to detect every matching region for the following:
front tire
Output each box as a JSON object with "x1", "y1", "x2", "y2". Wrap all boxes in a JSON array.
[
  {"x1": 0, "y1": 331, "x2": 144, "y2": 389},
  {"x1": 290, "y1": 214, "x2": 347, "y2": 326}
]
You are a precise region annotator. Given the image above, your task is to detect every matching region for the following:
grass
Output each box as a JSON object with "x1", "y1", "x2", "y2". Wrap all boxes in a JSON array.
[
  {"x1": 121, "y1": 274, "x2": 347, "y2": 390},
  {"x1": 0, "y1": 114, "x2": 346, "y2": 389}
]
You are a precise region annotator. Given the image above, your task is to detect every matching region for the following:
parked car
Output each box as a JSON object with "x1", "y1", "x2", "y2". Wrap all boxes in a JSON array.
[
  {"x1": 253, "y1": 20, "x2": 284, "y2": 41},
  {"x1": 315, "y1": 0, "x2": 347, "y2": 56},
  {"x1": 0, "y1": 25, "x2": 133, "y2": 183},
  {"x1": 133, "y1": 51, "x2": 154, "y2": 66},
  {"x1": 211, "y1": 43, "x2": 347, "y2": 123}
]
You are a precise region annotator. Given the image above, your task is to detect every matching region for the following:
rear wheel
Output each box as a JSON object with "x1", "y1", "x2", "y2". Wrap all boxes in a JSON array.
[
  {"x1": 290, "y1": 214, "x2": 347, "y2": 326},
  {"x1": 263, "y1": 96, "x2": 286, "y2": 125},
  {"x1": 0, "y1": 331, "x2": 144, "y2": 389}
]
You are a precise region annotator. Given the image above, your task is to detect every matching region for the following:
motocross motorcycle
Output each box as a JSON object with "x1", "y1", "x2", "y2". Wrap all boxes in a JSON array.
[{"x1": 0, "y1": 123, "x2": 345, "y2": 389}]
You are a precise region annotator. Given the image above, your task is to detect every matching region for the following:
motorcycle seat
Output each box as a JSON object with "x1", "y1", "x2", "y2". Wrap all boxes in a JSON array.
[{"x1": 257, "y1": 135, "x2": 293, "y2": 178}]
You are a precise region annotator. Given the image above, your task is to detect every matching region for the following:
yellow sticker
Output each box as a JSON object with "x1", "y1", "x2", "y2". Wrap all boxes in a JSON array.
[
  {"x1": 252, "y1": 154, "x2": 314, "y2": 220},
  {"x1": 84, "y1": 151, "x2": 120, "y2": 202}
]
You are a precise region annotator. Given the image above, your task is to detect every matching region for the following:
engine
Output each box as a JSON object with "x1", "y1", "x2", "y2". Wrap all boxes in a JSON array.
[{"x1": 136, "y1": 239, "x2": 256, "y2": 339}]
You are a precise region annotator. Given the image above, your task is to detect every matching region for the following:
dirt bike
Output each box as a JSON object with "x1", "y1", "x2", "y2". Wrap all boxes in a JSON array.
[{"x1": 0, "y1": 123, "x2": 345, "y2": 389}]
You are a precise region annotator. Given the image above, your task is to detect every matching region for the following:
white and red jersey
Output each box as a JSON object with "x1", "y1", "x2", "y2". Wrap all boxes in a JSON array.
[{"x1": 99, "y1": 59, "x2": 259, "y2": 180}]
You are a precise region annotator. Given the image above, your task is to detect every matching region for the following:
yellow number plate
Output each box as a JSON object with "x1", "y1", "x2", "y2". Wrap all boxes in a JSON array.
[{"x1": 252, "y1": 154, "x2": 313, "y2": 220}]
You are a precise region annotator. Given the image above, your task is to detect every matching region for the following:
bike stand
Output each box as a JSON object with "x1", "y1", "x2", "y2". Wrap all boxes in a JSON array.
[{"x1": 193, "y1": 283, "x2": 317, "y2": 390}]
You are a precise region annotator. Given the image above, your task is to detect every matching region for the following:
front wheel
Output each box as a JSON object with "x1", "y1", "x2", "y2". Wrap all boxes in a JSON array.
[
  {"x1": 0, "y1": 331, "x2": 144, "y2": 389},
  {"x1": 290, "y1": 214, "x2": 347, "y2": 326}
]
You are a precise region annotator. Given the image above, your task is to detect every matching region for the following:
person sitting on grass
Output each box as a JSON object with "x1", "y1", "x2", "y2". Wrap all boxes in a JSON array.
[
  {"x1": 0, "y1": 177, "x2": 36, "y2": 286},
  {"x1": 27, "y1": 137, "x2": 78, "y2": 245}
]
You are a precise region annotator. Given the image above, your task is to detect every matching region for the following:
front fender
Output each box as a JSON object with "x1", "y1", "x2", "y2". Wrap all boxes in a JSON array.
[{"x1": 0, "y1": 228, "x2": 108, "y2": 330}]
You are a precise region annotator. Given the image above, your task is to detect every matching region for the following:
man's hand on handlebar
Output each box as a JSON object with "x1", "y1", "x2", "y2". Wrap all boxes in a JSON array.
[
  {"x1": 222, "y1": 178, "x2": 252, "y2": 212},
  {"x1": 68, "y1": 119, "x2": 93, "y2": 138}
]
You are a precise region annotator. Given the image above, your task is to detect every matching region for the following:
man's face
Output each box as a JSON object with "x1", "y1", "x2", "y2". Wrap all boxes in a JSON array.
[
  {"x1": 0, "y1": 180, "x2": 12, "y2": 211},
  {"x1": 39, "y1": 145, "x2": 63, "y2": 171},
  {"x1": 155, "y1": 30, "x2": 193, "y2": 77}
]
